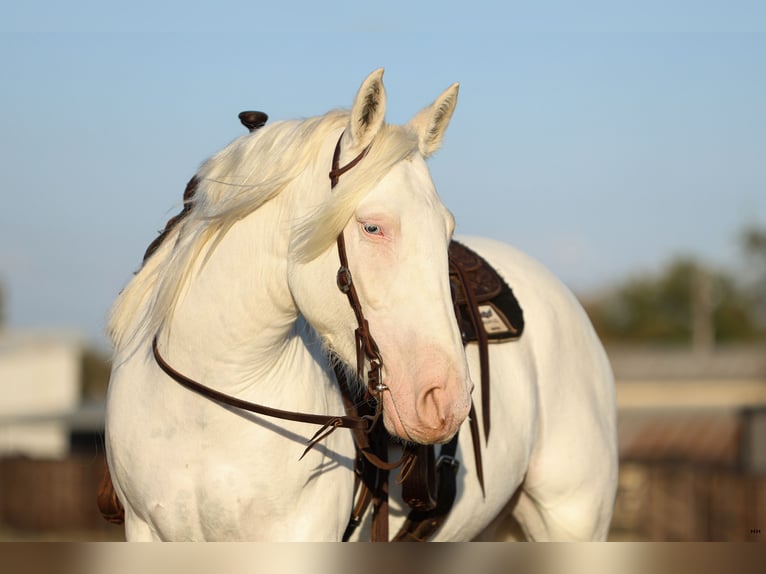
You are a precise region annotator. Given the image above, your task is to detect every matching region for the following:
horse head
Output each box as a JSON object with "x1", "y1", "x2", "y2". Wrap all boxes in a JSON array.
[{"x1": 288, "y1": 69, "x2": 472, "y2": 445}]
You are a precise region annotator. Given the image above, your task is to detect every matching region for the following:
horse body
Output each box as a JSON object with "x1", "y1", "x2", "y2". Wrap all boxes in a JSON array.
[{"x1": 105, "y1": 69, "x2": 617, "y2": 541}]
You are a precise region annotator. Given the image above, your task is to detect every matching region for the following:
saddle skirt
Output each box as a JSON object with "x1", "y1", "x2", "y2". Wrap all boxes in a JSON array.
[{"x1": 449, "y1": 240, "x2": 524, "y2": 343}]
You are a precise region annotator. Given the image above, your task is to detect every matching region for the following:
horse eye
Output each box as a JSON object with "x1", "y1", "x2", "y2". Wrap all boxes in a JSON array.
[{"x1": 363, "y1": 223, "x2": 382, "y2": 235}]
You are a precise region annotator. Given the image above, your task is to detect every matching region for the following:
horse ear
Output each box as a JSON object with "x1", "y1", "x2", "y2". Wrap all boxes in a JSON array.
[
  {"x1": 409, "y1": 82, "x2": 459, "y2": 157},
  {"x1": 346, "y1": 68, "x2": 387, "y2": 151}
]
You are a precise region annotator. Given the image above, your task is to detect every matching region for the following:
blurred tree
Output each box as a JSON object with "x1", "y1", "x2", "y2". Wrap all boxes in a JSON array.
[
  {"x1": 81, "y1": 346, "x2": 111, "y2": 400},
  {"x1": 742, "y1": 224, "x2": 766, "y2": 327},
  {"x1": 743, "y1": 226, "x2": 766, "y2": 262},
  {"x1": 584, "y1": 257, "x2": 763, "y2": 346}
]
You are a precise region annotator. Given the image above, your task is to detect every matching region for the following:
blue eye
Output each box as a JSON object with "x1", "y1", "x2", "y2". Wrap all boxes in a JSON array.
[{"x1": 362, "y1": 223, "x2": 382, "y2": 235}]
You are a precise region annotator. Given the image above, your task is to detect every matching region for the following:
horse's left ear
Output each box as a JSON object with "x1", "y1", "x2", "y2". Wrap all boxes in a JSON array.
[
  {"x1": 346, "y1": 68, "x2": 387, "y2": 152},
  {"x1": 408, "y1": 83, "x2": 459, "y2": 157}
]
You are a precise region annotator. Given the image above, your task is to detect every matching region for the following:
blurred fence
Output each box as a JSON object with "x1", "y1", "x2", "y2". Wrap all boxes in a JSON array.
[
  {"x1": 0, "y1": 453, "x2": 124, "y2": 540},
  {"x1": 2, "y1": 454, "x2": 766, "y2": 541},
  {"x1": 611, "y1": 461, "x2": 766, "y2": 541}
]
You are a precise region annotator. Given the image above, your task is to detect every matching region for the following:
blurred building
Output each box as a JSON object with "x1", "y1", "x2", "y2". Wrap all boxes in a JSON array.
[
  {"x1": 0, "y1": 330, "x2": 84, "y2": 458},
  {"x1": 0, "y1": 329, "x2": 121, "y2": 539},
  {"x1": 609, "y1": 344, "x2": 766, "y2": 541}
]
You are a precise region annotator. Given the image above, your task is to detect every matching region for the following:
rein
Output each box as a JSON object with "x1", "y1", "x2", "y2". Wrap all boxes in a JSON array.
[{"x1": 151, "y1": 336, "x2": 369, "y2": 450}]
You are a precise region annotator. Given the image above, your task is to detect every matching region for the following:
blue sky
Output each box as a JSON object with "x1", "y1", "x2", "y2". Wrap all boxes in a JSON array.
[{"x1": 1, "y1": 1, "x2": 764, "y2": 348}]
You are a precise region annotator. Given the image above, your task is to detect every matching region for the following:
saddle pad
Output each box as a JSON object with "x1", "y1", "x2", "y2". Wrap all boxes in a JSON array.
[{"x1": 449, "y1": 240, "x2": 524, "y2": 343}]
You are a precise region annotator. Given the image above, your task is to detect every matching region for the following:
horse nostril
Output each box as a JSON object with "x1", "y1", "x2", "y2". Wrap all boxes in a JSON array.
[{"x1": 418, "y1": 387, "x2": 448, "y2": 431}]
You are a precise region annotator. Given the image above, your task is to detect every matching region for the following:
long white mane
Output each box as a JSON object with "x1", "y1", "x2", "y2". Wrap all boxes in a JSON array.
[{"x1": 109, "y1": 109, "x2": 420, "y2": 351}]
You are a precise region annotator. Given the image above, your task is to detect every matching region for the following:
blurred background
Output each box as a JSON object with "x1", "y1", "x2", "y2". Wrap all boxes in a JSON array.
[{"x1": 1, "y1": 1, "x2": 764, "y2": 541}]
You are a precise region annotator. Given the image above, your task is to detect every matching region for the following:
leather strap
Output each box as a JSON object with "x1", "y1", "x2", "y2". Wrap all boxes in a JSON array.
[
  {"x1": 152, "y1": 337, "x2": 370, "y2": 435},
  {"x1": 391, "y1": 434, "x2": 461, "y2": 542},
  {"x1": 329, "y1": 135, "x2": 371, "y2": 187},
  {"x1": 97, "y1": 463, "x2": 125, "y2": 525},
  {"x1": 450, "y1": 253, "x2": 492, "y2": 441},
  {"x1": 329, "y1": 134, "x2": 385, "y2": 398},
  {"x1": 329, "y1": 133, "x2": 406, "y2": 543},
  {"x1": 334, "y1": 346, "x2": 414, "y2": 543},
  {"x1": 400, "y1": 444, "x2": 437, "y2": 511}
]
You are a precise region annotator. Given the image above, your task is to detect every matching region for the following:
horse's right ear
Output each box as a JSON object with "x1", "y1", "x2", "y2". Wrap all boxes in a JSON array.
[
  {"x1": 346, "y1": 68, "x2": 386, "y2": 152},
  {"x1": 408, "y1": 82, "x2": 459, "y2": 157}
]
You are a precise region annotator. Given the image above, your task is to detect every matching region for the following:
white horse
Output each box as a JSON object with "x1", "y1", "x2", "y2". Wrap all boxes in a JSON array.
[{"x1": 105, "y1": 69, "x2": 617, "y2": 541}]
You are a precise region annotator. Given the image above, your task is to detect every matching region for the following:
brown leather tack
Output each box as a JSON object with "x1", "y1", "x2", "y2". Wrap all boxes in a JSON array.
[{"x1": 97, "y1": 463, "x2": 125, "y2": 525}]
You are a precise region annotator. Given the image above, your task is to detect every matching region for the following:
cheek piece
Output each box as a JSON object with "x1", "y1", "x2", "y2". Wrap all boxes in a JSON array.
[{"x1": 329, "y1": 133, "x2": 389, "y2": 406}]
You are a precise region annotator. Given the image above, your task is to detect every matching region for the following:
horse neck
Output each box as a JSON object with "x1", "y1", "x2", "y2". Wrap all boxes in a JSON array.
[{"x1": 159, "y1": 192, "x2": 320, "y2": 397}]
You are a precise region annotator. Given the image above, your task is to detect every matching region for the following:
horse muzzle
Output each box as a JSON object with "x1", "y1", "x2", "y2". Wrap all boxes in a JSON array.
[{"x1": 380, "y1": 375, "x2": 472, "y2": 445}]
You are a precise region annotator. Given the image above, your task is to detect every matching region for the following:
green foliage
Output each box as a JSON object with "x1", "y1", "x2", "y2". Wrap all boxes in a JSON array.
[
  {"x1": 81, "y1": 347, "x2": 111, "y2": 400},
  {"x1": 743, "y1": 226, "x2": 766, "y2": 261},
  {"x1": 742, "y1": 224, "x2": 766, "y2": 322},
  {"x1": 584, "y1": 257, "x2": 764, "y2": 344},
  {"x1": 0, "y1": 280, "x2": 5, "y2": 328}
]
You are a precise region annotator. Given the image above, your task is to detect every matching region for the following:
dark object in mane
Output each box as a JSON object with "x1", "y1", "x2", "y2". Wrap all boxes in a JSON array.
[
  {"x1": 141, "y1": 176, "x2": 200, "y2": 264},
  {"x1": 239, "y1": 111, "x2": 269, "y2": 132}
]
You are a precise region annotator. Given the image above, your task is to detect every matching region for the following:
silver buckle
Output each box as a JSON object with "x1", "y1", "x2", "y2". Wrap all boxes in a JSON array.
[{"x1": 437, "y1": 454, "x2": 460, "y2": 471}]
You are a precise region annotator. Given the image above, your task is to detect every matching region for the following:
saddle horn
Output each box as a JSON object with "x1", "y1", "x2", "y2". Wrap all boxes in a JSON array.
[{"x1": 239, "y1": 111, "x2": 268, "y2": 132}]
